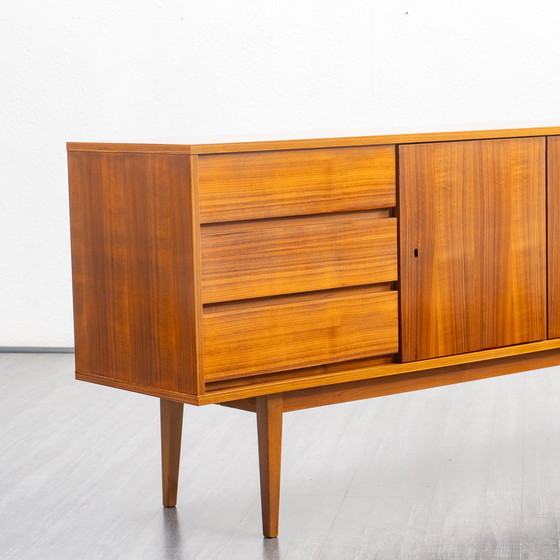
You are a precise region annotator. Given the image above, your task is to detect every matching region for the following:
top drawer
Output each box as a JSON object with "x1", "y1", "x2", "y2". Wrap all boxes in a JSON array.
[{"x1": 197, "y1": 145, "x2": 396, "y2": 223}]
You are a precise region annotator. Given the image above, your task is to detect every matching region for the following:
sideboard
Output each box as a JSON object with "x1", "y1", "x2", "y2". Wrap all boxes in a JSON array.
[{"x1": 68, "y1": 126, "x2": 560, "y2": 537}]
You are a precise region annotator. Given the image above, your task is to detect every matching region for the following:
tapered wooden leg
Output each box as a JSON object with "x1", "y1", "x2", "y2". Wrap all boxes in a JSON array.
[
  {"x1": 160, "y1": 398, "x2": 184, "y2": 508},
  {"x1": 256, "y1": 394, "x2": 283, "y2": 538}
]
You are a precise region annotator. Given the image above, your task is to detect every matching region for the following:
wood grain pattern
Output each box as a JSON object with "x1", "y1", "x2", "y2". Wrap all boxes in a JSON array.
[
  {"x1": 202, "y1": 337, "x2": 560, "y2": 403},
  {"x1": 75, "y1": 339, "x2": 560, "y2": 405},
  {"x1": 201, "y1": 213, "x2": 397, "y2": 303},
  {"x1": 68, "y1": 152, "x2": 201, "y2": 395},
  {"x1": 207, "y1": 356, "x2": 395, "y2": 392},
  {"x1": 280, "y1": 348, "x2": 560, "y2": 412},
  {"x1": 202, "y1": 289, "x2": 398, "y2": 381},
  {"x1": 548, "y1": 136, "x2": 560, "y2": 338},
  {"x1": 399, "y1": 137, "x2": 547, "y2": 362},
  {"x1": 217, "y1": 347, "x2": 560, "y2": 413},
  {"x1": 160, "y1": 399, "x2": 184, "y2": 507},
  {"x1": 65, "y1": 128, "x2": 560, "y2": 541},
  {"x1": 197, "y1": 146, "x2": 396, "y2": 223},
  {"x1": 256, "y1": 394, "x2": 283, "y2": 538},
  {"x1": 68, "y1": 129, "x2": 557, "y2": 405},
  {"x1": 73, "y1": 337, "x2": 560, "y2": 406},
  {"x1": 67, "y1": 125, "x2": 560, "y2": 155}
]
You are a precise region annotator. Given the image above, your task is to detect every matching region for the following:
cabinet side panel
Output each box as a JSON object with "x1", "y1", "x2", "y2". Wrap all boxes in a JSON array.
[
  {"x1": 399, "y1": 138, "x2": 547, "y2": 361},
  {"x1": 68, "y1": 152, "x2": 200, "y2": 396},
  {"x1": 549, "y1": 136, "x2": 560, "y2": 338}
]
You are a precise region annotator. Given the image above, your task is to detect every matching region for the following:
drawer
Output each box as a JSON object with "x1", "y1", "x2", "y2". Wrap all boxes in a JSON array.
[
  {"x1": 202, "y1": 289, "x2": 398, "y2": 381},
  {"x1": 197, "y1": 145, "x2": 396, "y2": 223},
  {"x1": 201, "y1": 212, "x2": 397, "y2": 303}
]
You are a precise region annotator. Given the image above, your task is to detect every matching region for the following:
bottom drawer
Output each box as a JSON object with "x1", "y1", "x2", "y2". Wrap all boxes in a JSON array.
[{"x1": 202, "y1": 289, "x2": 398, "y2": 381}]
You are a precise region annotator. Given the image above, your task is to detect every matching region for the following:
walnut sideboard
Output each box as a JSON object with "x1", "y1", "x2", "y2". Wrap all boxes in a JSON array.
[{"x1": 68, "y1": 126, "x2": 560, "y2": 537}]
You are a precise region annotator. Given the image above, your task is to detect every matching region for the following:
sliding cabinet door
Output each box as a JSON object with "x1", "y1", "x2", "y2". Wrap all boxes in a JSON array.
[{"x1": 399, "y1": 138, "x2": 546, "y2": 362}]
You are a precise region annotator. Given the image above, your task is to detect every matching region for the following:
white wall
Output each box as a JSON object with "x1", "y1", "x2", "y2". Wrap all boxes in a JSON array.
[{"x1": 2, "y1": 0, "x2": 560, "y2": 346}]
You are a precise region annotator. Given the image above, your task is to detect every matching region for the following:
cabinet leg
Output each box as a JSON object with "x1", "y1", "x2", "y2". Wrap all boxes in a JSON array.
[
  {"x1": 160, "y1": 398, "x2": 184, "y2": 508},
  {"x1": 256, "y1": 394, "x2": 283, "y2": 538}
]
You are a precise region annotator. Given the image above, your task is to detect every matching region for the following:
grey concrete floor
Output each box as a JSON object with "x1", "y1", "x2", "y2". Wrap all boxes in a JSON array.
[{"x1": 1, "y1": 353, "x2": 560, "y2": 559}]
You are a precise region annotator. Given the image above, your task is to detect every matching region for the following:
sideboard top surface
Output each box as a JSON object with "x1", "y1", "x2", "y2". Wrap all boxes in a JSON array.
[{"x1": 67, "y1": 126, "x2": 560, "y2": 155}]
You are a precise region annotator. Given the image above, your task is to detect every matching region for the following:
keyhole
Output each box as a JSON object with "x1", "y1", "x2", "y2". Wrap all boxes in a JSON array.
[{"x1": 414, "y1": 248, "x2": 419, "y2": 258}]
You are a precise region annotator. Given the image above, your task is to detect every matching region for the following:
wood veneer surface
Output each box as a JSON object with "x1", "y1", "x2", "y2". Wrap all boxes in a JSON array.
[
  {"x1": 399, "y1": 137, "x2": 546, "y2": 361},
  {"x1": 68, "y1": 152, "x2": 200, "y2": 395},
  {"x1": 75, "y1": 339, "x2": 560, "y2": 405},
  {"x1": 202, "y1": 290, "x2": 398, "y2": 381},
  {"x1": 197, "y1": 146, "x2": 396, "y2": 223},
  {"x1": 68, "y1": 128, "x2": 558, "y2": 404},
  {"x1": 201, "y1": 213, "x2": 397, "y2": 303}
]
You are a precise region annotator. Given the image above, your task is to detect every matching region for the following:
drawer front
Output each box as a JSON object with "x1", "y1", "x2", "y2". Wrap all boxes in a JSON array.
[
  {"x1": 201, "y1": 213, "x2": 397, "y2": 303},
  {"x1": 202, "y1": 290, "x2": 398, "y2": 380},
  {"x1": 198, "y1": 145, "x2": 396, "y2": 223}
]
